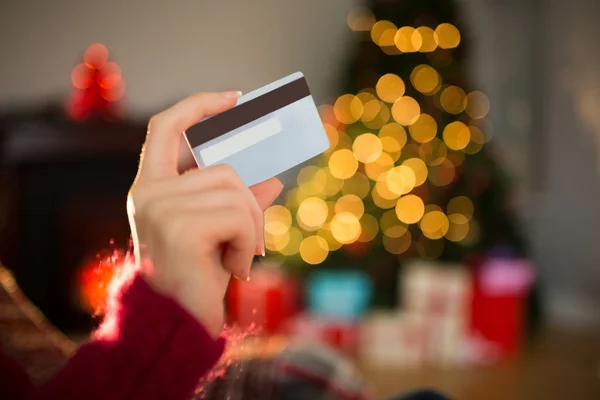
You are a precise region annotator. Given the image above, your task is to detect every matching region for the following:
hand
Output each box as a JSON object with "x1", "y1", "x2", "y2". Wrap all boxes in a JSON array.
[{"x1": 127, "y1": 91, "x2": 283, "y2": 338}]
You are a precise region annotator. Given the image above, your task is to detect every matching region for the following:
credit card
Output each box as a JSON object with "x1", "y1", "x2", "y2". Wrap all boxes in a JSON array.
[{"x1": 184, "y1": 72, "x2": 330, "y2": 186}]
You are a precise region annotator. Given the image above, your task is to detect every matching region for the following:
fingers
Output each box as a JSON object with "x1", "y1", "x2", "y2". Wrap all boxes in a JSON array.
[
  {"x1": 138, "y1": 91, "x2": 241, "y2": 181},
  {"x1": 250, "y1": 178, "x2": 284, "y2": 210}
]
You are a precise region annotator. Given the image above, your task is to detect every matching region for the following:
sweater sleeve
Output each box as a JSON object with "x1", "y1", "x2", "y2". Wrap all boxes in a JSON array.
[{"x1": 28, "y1": 276, "x2": 226, "y2": 400}]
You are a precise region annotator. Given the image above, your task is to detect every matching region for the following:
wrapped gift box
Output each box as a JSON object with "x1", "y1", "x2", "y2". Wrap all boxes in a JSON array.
[{"x1": 283, "y1": 314, "x2": 360, "y2": 355}]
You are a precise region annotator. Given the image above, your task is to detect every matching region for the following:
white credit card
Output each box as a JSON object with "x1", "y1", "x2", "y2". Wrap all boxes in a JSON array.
[{"x1": 184, "y1": 72, "x2": 330, "y2": 186}]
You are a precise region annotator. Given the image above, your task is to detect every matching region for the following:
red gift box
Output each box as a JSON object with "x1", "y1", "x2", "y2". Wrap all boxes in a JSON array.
[{"x1": 226, "y1": 265, "x2": 299, "y2": 334}]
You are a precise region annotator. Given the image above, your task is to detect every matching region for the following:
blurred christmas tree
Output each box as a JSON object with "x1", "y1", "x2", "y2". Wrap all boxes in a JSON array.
[{"x1": 264, "y1": 0, "x2": 527, "y2": 306}]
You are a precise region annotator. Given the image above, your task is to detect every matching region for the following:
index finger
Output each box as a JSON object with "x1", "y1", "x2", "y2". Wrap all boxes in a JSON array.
[{"x1": 138, "y1": 91, "x2": 241, "y2": 180}]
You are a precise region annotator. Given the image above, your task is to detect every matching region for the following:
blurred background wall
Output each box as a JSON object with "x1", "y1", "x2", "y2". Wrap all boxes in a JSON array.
[{"x1": 0, "y1": 0, "x2": 598, "y2": 327}]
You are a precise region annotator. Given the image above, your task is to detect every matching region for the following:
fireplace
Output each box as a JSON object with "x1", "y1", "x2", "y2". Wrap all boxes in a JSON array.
[{"x1": 0, "y1": 109, "x2": 145, "y2": 333}]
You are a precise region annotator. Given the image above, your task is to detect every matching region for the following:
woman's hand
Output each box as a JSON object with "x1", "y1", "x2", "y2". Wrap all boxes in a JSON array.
[{"x1": 127, "y1": 91, "x2": 283, "y2": 338}]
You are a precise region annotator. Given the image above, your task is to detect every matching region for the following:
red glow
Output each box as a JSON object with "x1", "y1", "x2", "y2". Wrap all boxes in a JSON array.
[
  {"x1": 78, "y1": 248, "x2": 125, "y2": 315},
  {"x1": 97, "y1": 61, "x2": 122, "y2": 89},
  {"x1": 101, "y1": 78, "x2": 126, "y2": 102},
  {"x1": 71, "y1": 63, "x2": 95, "y2": 89},
  {"x1": 84, "y1": 43, "x2": 109, "y2": 69}
]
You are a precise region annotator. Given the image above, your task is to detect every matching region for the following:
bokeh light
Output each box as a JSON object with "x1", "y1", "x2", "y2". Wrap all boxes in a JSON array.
[
  {"x1": 97, "y1": 62, "x2": 122, "y2": 89},
  {"x1": 440, "y1": 86, "x2": 467, "y2": 114},
  {"x1": 341, "y1": 172, "x2": 371, "y2": 199},
  {"x1": 323, "y1": 123, "x2": 339, "y2": 151},
  {"x1": 379, "y1": 122, "x2": 408, "y2": 151},
  {"x1": 265, "y1": 230, "x2": 290, "y2": 252},
  {"x1": 279, "y1": 226, "x2": 303, "y2": 256},
  {"x1": 402, "y1": 158, "x2": 428, "y2": 186},
  {"x1": 447, "y1": 196, "x2": 474, "y2": 220},
  {"x1": 392, "y1": 96, "x2": 421, "y2": 125},
  {"x1": 317, "y1": 224, "x2": 343, "y2": 251},
  {"x1": 264, "y1": 205, "x2": 292, "y2": 235},
  {"x1": 445, "y1": 214, "x2": 470, "y2": 242},
  {"x1": 381, "y1": 210, "x2": 408, "y2": 238},
  {"x1": 419, "y1": 210, "x2": 450, "y2": 240},
  {"x1": 357, "y1": 91, "x2": 382, "y2": 122},
  {"x1": 434, "y1": 23, "x2": 461, "y2": 49},
  {"x1": 364, "y1": 152, "x2": 394, "y2": 181},
  {"x1": 395, "y1": 194, "x2": 425, "y2": 224},
  {"x1": 463, "y1": 126, "x2": 485, "y2": 154},
  {"x1": 372, "y1": 186, "x2": 398, "y2": 209},
  {"x1": 353, "y1": 133, "x2": 383, "y2": 163},
  {"x1": 386, "y1": 165, "x2": 416, "y2": 196},
  {"x1": 428, "y1": 159, "x2": 456, "y2": 186},
  {"x1": 416, "y1": 27, "x2": 438, "y2": 52},
  {"x1": 331, "y1": 212, "x2": 362, "y2": 244},
  {"x1": 334, "y1": 94, "x2": 364, "y2": 124},
  {"x1": 394, "y1": 27, "x2": 422, "y2": 52},
  {"x1": 297, "y1": 197, "x2": 329, "y2": 231},
  {"x1": 347, "y1": 7, "x2": 376, "y2": 32},
  {"x1": 329, "y1": 149, "x2": 359, "y2": 179},
  {"x1": 371, "y1": 20, "x2": 397, "y2": 46},
  {"x1": 411, "y1": 65, "x2": 441, "y2": 95},
  {"x1": 443, "y1": 121, "x2": 470, "y2": 151},
  {"x1": 300, "y1": 235, "x2": 329, "y2": 265},
  {"x1": 322, "y1": 167, "x2": 344, "y2": 197},
  {"x1": 84, "y1": 43, "x2": 109, "y2": 69},
  {"x1": 71, "y1": 63, "x2": 94, "y2": 89},
  {"x1": 358, "y1": 214, "x2": 379, "y2": 242},
  {"x1": 383, "y1": 231, "x2": 412, "y2": 255},
  {"x1": 466, "y1": 91, "x2": 491, "y2": 119},
  {"x1": 418, "y1": 138, "x2": 447, "y2": 166},
  {"x1": 335, "y1": 194, "x2": 365, "y2": 219},
  {"x1": 376, "y1": 74, "x2": 406, "y2": 103},
  {"x1": 375, "y1": 178, "x2": 401, "y2": 201},
  {"x1": 408, "y1": 113, "x2": 437, "y2": 143},
  {"x1": 297, "y1": 166, "x2": 327, "y2": 196}
]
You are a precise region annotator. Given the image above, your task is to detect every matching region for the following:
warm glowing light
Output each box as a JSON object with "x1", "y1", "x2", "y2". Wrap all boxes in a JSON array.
[
  {"x1": 78, "y1": 251, "x2": 123, "y2": 314},
  {"x1": 84, "y1": 43, "x2": 109, "y2": 69},
  {"x1": 328, "y1": 149, "x2": 359, "y2": 179},
  {"x1": 323, "y1": 123, "x2": 339, "y2": 151},
  {"x1": 330, "y1": 212, "x2": 362, "y2": 244},
  {"x1": 371, "y1": 20, "x2": 397, "y2": 46},
  {"x1": 402, "y1": 158, "x2": 428, "y2": 186},
  {"x1": 419, "y1": 210, "x2": 450, "y2": 240},
  {"x1": 418, "y1": 138, "x2": 447, "y2": 166},
  {"x1": 101, "y1": 79, "x2": 126, "y2": 102},
  {"x1": 434, "y1": 23, "x2": 461, "y2": 49},
  {"x1": 375, "y1": 178, "x2": 400, "y2": 201},
  {"x1": 297, "y1": 197, "x2": 328, "y2": 230},
  {"x1": 358, "y1": 214, "x2": 379, "y2": 242},
  {"x1": 409, "y1": 113, "x2": 437, "y2": 143},
  {"x1": 347, "y1": 7, "x2": 376, "y2": 32},
  {"x1": 297, "y1": 166, "x2": 327, "y2": 196},
  {"x1": 364, "y1": 101, "x2": 391, "y2": 130},
  {"x1": 318, "y1": 104, "x2": 339, "y2": 128},
  {"x1": 443, "y1": 121, "x2": 470, "y2": 150},
  {"x1": 317, "y1": 223, "x2": 343, "y2": 251},
  {"x1": 372, "y1": 187, "x2": 397, "y2": 209},
  {"x1": 264, "y1": 205, "x2": 292, "y2": 235},
  {"x1": 300, "y1": 235, "x2": 329, "y2": 265},
  {"x1": 395, "y1": 194, "x2": 425, "y2": 224},
  {"x1": 381, "y1": 210, "x2": 408, "y2": 238},
  {"x1": 394, "y1": 27, "x2": 422, "y2": 52},
  {"x1": 379, "y1": 136, "x2": 401, "y2": 162},
  {"x1": 463, "y1": 126, "x2": 485, "y2": 154},
  {"x1": 410, "y1": 65, "x2": 441, "y2": 95},
  {"x1": 392, "y1": 97, "x2": 421, "y2": 125},
  {"x1": 461, "y1": 219, "x2": 480, "y2": 246},
  {"x1": 335, "y1": 194, "x2": 365, "y2": 219},
  {"x1": 466, "y1": 91, "x2": 491, "y2": 119},
  {"x1": 445, "y1": 214, "x2": 470, "y2": 242},
  {"x1": 383, "y1": 231, "x2": 412, "y2": 254},
  {"x1": 379, "y1": 122, "x2": 408, "y2": 155},
  {"x1": 428, "y1": 159, "x2": 456, "y2": 186},
  {"x1": 376, "y1": 74, "x2": 406, "y2": 103},
  {"x1": 265, "y1": 230, "x2": 290, "y2": 252},
  {"x1": 334, "y1": 94, "x2": 364, "y2": 124},
  {"x1": 440, "y1": 86, "x2": 467, "y2": 114},
  {"x1": 353, "y1": 133, "x2": 383, "y2": 163},
  {"x1": 379, "y1": 28, "x2": 398, "y2": 48},
  {"x1": 416, "y1": 27, "x2": 438, "y2": 52},
  {"x1": 71, "y1": 63, "x2": 94, "y2": 89},
  {"x1": 386, "y1": 165, "x2": 416, "y2": 196},
  {"x1": 447, "y1": 196, "x2": 474, "y2": 220},
  {"x1": 322, "y1": 167, "x2": 344, "y2": 196},
  {"x1": 364, "y1": 152, "x2": 394, "y2": 181},
  {"x1": 357, "y1": 92, "x2": 381, "y2": 122},
  {"x1": 97, "y1": 62, "x2": 122, "y2": 89},
  {"x1": 279, "y1": 227, "x2": 303, "y2": 256},
  {"x1": 341, "y1": 172, "x2": 371, "y2": 199}
]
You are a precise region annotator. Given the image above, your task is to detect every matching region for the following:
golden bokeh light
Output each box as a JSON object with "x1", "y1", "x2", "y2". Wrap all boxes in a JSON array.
[
  {"x1": 285, "y1": 188, "x2": 299, "y2": 209},
  {"x1": 297, "y1": 166, "x2": 327, "y2": 196},
  {"x1": 322, "y1": 167, "x2": 344, "y2": 197},
  {"x1": 428, "y1": 159, "x2": 456, "y2": 187},
  {"x1": 380, "y1": 136, "x2": 402, "y2": 162},
  {"x1": 279, "y1": 227, "x2": 303, "y2": 256},
  {"x1": 379, "y1": 28, "x2": 398, "y2": 48},
  {"x1": 317, "y1": 224, "x2": 343, "y2": 251},
  {"x1": 386, "y1": 165, "x2": 416, "y2": 196},
  {"x1": 334, "y1": 94, "x2": 364, "y2": 124},
  {"x1": 416, "y1": 236, "x2": 444, "y2": 259},
  {"x1": 434, "y1": 23, "x2": 461, "y2": 49},
  {"x1": 402, "y1": 158, "x2": 428, "y2": 186},
  {"x1": 299, "y1": 235, "x2": 329, "y2": 265},
  {"x1": 371, "y1": 20, "x2": 397, "y2": 46},
  {"x1": 379, "y1": 122, "x2": 408, "y2": 148},
  {"x1": 364, "y1": 152, "x2": 394, "y2": 181},
  {"x1": 331, "y1": 212, "x2": 362, "y2": 244},
  {"x1": 341, "y1": 172, "x2": 371, "y2": 199},
  {"x1": 394, "y1": 27, "x2": 422, "y2": 53},
  {"x1": 376, "y1": 74, "x2": 406, "y2": 104},
  {"x1": 466, "y1": 91, "x2": 491, "y2": 119},
  {"x1": 375, "y1": 178, "x2": 401, "y2": 201},
  {"x1": 463, "y1": 126, "x2": 485, "y2": 154},
  {"x1": 445, "y1": 214, "x2": 470, "y2": 243},
  {"x1": 347, "y1": 7, "x2": 376, "y2": 32},
  {"x1": 440, "y1": 86, "x2": 467, "y2": 114},
  {"x1": 335, "y1": 194, "x2": 365, "y2": 219},
  {"x1": 410, "y1": 65, "x2": 441, "y2": 95},
  {"x1": 409, "y1": 113, "x2": 437, "y2": 143},
  {"x1": 353, "y1": 133, "x2": 383, "y2": 163},
  {"x1": 364, "y1": 101, "x2": 391, "y2": 130},
  {"x1": 265, "y1": 230, "x2": 290, "y2": 252},
  {"x1": 357, "y1": 91, "x2": 382, "y2": 122},
  {"x1": 380, "y1": 210, "x2": 408, "y2": 238},
  {"x1": 358, "y1": 214, "x2": 379, "y2": 242},
  {"x1": 323, "y1": 123, "x2": 339, "y2": 151},
  {"x1": 264, "y1": 205, "x2": 292, "y2": 235},
  {"x1": 446, "y1": 149, "x2": 465, "y2": 166},
  {"x1": 460, "y1": 219, "x2": 480, "y2": 247},
  {"x1": 447, "y1": 196, "x2": 474, "y2": 220},
  {"x1": 328, "y1": 149, "x2": 359, "y2": 179},
  {"x1": 383, "y1": 231, "x2": 412, "y2": 255},
  {"x1": 416, "y1": 26, "x2": 438, "y2": 52},
  {"x1": 297, "y1": 197, "x2": 328, "y2": 231},
  {"x1": 372, "y1": 187, "x2": 398, "y2": 209},
  {"x1": 443, "y1": 121, "x2": 470, "y2": 151},
  {"x1": 392, "y1": 96, "x2": 421, "y2": 125},
  {"x1": 419, "y1": 138, "x2": 448, "y2": 166},
  {"x1": 419, "y1": 210, "x2": 450, "y2": 240},
  {"x1": 395, "y1": 194, "x2": 425, "y2": 224}
]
